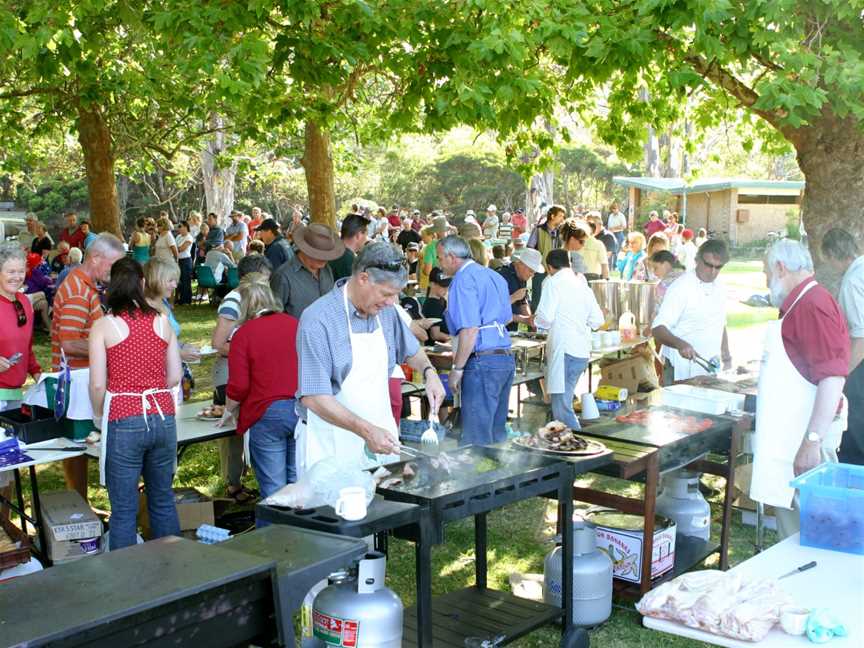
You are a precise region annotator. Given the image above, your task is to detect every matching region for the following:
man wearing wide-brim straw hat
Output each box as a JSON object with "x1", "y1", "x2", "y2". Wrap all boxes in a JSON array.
[
  {"x1": 270, "y1": 222, "x2": 345, "y2": 319},
  {"x1": 421, "y1": 215, "x2": 451, "y2": 292}
]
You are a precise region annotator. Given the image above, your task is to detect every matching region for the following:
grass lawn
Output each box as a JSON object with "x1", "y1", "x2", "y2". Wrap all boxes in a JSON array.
[{"x1": 18, "y1": 263, "x2": 778, "y2": 647}]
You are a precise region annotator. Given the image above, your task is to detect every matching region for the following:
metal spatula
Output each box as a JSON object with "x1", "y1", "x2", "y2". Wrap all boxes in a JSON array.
[{"x1": 421, "y1": 411, "x2": 440, "y2": 447}]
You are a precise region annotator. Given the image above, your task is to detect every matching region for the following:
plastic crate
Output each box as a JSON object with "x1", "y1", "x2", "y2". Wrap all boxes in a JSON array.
[
  {"x1": 0, "y1": 405, "x2": 63, "y2": 444},
  {"x1": 660, "y1": 385, "x2": 745, "y2": 415},
  {"x1": 790, "y1": 463, "x2": 864, "y2": 555}
]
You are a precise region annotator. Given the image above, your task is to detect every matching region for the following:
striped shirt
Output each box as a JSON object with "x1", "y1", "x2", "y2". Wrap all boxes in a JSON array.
[
  {"x1": 50, "y1": 266, "x2": 103, "y2": 370},
  {"x1": 296, "y1": 279, "x2": 419, "y2": 412}
]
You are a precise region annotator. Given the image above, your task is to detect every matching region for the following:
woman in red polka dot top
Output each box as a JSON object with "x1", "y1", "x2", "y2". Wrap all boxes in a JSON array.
[{"x1": 89, "y1": 257, "x2": 183, "y2": 551}]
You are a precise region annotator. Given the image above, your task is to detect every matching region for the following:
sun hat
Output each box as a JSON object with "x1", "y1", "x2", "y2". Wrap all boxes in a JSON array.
[
  {"x1": 292, "y1": 223, "x2": 345, "y2": 261},
  {"x1": 430, "y1": 216, "x2": 449, "y2": 234},
  {"x1": 512, "y1": 247, "x2": 545, "y2": 273}
]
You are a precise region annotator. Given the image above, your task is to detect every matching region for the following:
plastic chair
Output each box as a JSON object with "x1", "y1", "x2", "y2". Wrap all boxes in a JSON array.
[
  {"x1": 194, "y1": 265, "x2": 219, "y2": 304},
  {"x1": 226, "y1": 266, "x2": 240, "y2": 289}
]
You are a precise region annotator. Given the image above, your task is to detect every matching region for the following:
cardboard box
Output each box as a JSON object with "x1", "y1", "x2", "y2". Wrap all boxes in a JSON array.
[
  {"x1": 138, "y1": 487, "x2": 214, "y2": 537},
  {"x1": 590, "y1": 513, "x2": 676, "y2": 583},
  {"x1": 599, "y1": 354, "x2": 659, "y2": 394},
  {"x1": 40, "y1": 490, "x2": 103, "y2": 563},
  {"x1": 50, "y1": 536, "x2": 102, "y2": 564}
]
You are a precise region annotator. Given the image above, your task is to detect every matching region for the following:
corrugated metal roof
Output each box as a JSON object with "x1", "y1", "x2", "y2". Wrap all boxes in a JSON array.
[{"x1": 613, "y1": 176, "x2": 805, "y2": 194}]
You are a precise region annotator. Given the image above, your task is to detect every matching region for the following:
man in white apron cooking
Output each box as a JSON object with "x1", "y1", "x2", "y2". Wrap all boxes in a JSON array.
[
  {"x1": 296, "y1": 241, "x2": 445, "y2": 474},
  {"x1": 752, "y1": 240, "x2": 850, "y2": 539},
  {"x1": 652, "y1": 238, "x2": 732, "y2": 384}
]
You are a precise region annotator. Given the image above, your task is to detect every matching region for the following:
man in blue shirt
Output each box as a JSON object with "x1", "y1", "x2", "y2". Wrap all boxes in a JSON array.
[{"x1": 437, "y1": 235, "x2": 515, "y2": 445}]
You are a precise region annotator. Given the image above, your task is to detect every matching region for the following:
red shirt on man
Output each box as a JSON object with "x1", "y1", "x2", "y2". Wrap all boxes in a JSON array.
[
  {"x1": 60, "y1": 226, "x2": 86, "y2": 251},
  {"x1": 780, "y1": 277, "x2": 850, "y2": 385}
]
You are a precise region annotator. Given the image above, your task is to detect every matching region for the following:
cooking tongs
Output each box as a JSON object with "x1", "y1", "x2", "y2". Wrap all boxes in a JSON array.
[{"x1": 693, "y1": 353, "x2": 721, "y2": 375}]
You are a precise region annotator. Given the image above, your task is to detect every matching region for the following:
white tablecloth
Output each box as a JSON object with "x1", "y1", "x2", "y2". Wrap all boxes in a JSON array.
[{"x1": 643, "y1": 534, "x2": 864, "y2": 647}]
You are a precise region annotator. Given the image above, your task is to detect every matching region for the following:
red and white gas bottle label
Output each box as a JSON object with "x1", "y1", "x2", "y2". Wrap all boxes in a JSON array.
[{"x1": 313, "y1": 610, "x2": 360, "y2": 647}]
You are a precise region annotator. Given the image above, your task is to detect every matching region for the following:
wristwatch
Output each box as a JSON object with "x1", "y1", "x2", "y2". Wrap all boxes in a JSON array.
[{"x1": 806, "y1": 432, "x2": 821, "y2": 443}]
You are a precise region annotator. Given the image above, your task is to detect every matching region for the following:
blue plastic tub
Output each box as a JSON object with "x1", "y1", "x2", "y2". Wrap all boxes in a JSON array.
[{"x1": 790, "y1": 463, "x2": 864, "y2": 555}]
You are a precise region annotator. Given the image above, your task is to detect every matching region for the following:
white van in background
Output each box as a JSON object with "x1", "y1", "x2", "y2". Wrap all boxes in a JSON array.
[{"x1": 0, "y1": 201, "x2": 27, "y2": 242}]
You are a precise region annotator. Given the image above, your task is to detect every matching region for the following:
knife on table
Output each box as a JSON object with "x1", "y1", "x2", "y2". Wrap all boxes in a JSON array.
[{"x1": 778, "y1": 560, "x2": 817, "y2": 579}]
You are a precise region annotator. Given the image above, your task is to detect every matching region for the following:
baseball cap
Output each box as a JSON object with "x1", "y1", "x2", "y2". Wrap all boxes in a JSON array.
[
  {"x1": 255, "y1": 217, "x2": 280, "y2": 232},
  {"x1": 429, "y1": 267, "x2": 452, "y2": 287}
]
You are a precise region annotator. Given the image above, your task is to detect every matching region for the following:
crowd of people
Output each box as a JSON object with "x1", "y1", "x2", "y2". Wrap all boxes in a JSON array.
[{"x1": 2, "y1": 197, "x2": 862, "y2": 552}]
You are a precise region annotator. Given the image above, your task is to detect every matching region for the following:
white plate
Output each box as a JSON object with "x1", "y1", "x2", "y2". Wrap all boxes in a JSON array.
[{"x1": 198, "y1": 345, "x2": 218, "y2": 356}]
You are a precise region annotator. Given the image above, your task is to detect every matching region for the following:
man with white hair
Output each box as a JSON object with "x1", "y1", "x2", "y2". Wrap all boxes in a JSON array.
[
  {"x1": 751, "y1": 239, "x2": 850, "y2": 539},
  {"x1": 437, "y1": 235, "x2": 515, "y2": 446},
  {"x1": 296, "y1": 242, "x2": 445, "y2": 473},
  {"x1": 50, "y1": 233, "x2": 126, "y2": 499}
]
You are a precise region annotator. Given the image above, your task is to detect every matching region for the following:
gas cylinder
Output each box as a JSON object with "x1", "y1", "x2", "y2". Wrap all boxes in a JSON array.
[
  {"x1": 543, "y1": 522, "x2": 613, "y2": 627},
  {"x1": 312, "y1": 552, "x2": 402, "y2": 647},
  {"x1": 655, "y1": 470, "x2": 711, "y2": 542}
]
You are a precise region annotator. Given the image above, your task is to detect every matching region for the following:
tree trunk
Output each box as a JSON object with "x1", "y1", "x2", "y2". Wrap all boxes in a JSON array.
[
  {"x1": 77, "y1": 107, "x2": 121, "y2": 237},
  {"x1": 793, "y1": 113, "x2": 864, "y2": 291},
  {"x1": 200, "y1": 114, "x2": 237, "y2": 224},
  {"x1": 302, "y1": 120, "x2": 337, "y2": 228}
]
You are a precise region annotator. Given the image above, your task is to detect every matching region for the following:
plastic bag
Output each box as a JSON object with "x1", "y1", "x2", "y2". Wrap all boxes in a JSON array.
[
  {"x1": 636, "y1": 570, "x2": 792, "y2": 642},
  {"x1": 264, "y1": 456, "x2": 376, "y2": 510}
]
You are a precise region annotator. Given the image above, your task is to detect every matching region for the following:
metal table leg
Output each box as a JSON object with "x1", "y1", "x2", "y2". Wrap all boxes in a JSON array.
[
  {"x1": 755, "y1": 502, "x2": 764, "y2": 553},
  {"x1": 13, "y1": 468, "x2": 27, "y2": 533},
  {"x1": 415, "y1": 515, "x2": 434, "y2": 648},
  {"x1": 559, "y1": 483, "x2": 574, "y2": 633},
  {"x1": 29, "y1": 464, "x2": 50, "y2": 566},
  {"x1": 475, "y1": 512, "x2": 488, "y2": 590}
]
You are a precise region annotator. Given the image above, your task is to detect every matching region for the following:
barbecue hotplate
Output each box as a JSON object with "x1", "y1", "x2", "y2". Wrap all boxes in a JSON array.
[{"x1": 374, "y1": 446, "x2": 578, "y2": 531}]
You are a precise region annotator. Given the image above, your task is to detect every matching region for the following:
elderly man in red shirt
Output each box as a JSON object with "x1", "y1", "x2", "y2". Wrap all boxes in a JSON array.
[
  {"x1": 59, "y1": 212, "x2": 86, "y2": 251},
  {"x1": 751, "y1": 239, "x2": 850, "y2": 540}
]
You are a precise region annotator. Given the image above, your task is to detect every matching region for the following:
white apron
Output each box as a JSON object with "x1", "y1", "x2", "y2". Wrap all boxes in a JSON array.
[
  {"x1": 296, "y1": 289, "x2": 400, "y2": 476},
  {"x1": 751, "y1": 281, "x2": 846, "y2": 509},
  {"x1": 97, "y1": 316, "x2": 177, "y2": 486},
  {"x1": 545, "y1": 320, "x2": 586, "y2": 394}
]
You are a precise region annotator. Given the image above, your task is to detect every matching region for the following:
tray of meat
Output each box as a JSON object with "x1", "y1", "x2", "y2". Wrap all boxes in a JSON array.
[{"x1": 512, "y1": 420, "x2": 608, "y2": 456}]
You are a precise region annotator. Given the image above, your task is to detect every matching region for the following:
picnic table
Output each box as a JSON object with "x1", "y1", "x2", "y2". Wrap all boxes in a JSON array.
[{"x1": 0, "y1": 400, "x2": 237, "y2": 565}]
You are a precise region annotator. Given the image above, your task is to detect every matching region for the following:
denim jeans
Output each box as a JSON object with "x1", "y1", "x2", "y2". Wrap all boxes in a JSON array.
[
  {"x1": 550, "y1": 354, "x2": 589, "y2": 430},
  {"x1": 248, "y1": 399, "x2": 298, "y2": 503},
  {"x1": 177, "y1": 257, "x2": 194, "y2": 304},
  {"x1": 106, "y1": 414, "x2": 179, "y2": 551},
  {"x1": 460, "y1": 354, "x2": 515, "y2": 446}
]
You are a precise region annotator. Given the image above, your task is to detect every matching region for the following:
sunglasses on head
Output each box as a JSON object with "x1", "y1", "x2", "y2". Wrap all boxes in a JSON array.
[
  {"x1": 12, "y1": 298, "x2": 26, "y2": 327},
  {"x1": 366, "y1": 261, "x2": 404, "y2": 273}
]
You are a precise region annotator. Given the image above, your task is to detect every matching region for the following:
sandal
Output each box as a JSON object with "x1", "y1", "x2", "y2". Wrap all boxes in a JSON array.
[{"x1": 226, "y1": 486, "x2": 258, "y2": 505}]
